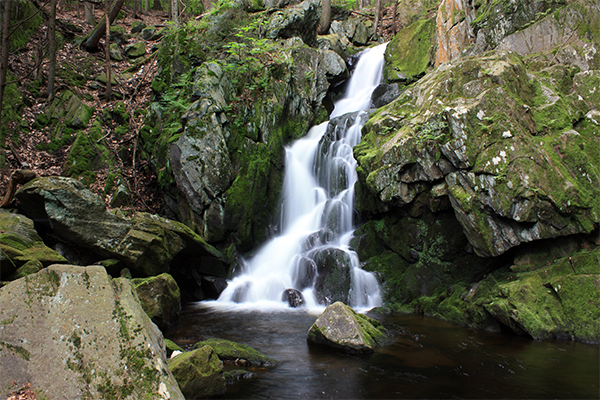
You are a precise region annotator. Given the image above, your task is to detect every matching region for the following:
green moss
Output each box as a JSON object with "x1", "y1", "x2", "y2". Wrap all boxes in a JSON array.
[
  {"x1": 194, "y1": 338, "x2": 277, "y2": 367},
  {"x1": 0, "y1": 341, "x2": 31, "y2": 361},
  {"x1": 383, "y1": 18, "x2": 436, "y2": 83}
]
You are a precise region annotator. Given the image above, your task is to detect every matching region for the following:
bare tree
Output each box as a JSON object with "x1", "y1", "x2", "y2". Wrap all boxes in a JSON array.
[
  {"x1": 47, "y1": 0, "x2": 58, "y2": 101},
  {"x1": 104, "y1": 0, "x2": 111, "y2": 101},
  {"x1": 318, "y1": 0, "x2": 331, "y2": 34},
  {"x1": 82, "y1": 0, "x2": 126, "y2": 51},
  {"x1": 171, "y1": 0, "x2": 179, "y2": 24},
  {"x1": 84, "y1": 0, "x2": 95, "y2": 25},
  {"x1": 0, "y1": 0, "x2": 13, "y2": 129},
  {"x1": 392, "y1": 0, "x2": 397, "y2": 34},
  {"x1": 373, "y1": 0, "x2": 381, "y2": 38}
]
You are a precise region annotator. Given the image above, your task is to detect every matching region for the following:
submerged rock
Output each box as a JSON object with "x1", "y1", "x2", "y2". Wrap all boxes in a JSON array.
[
  {"x1": 0, "y1": 264, "x2": 184, "y2": 399},
  {"x1": 168, "y1": 346, "x2": 226, "y2": 398},
  {"x1": 307, "y1": 301, "x2": 388, "y2": 353}
]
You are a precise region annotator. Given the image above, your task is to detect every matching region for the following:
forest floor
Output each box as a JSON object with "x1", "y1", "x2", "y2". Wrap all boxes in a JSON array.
[
  {"x1": 1, "y1": 5, "x2": 169, "y2": 213},
  {"x1": 1, "y1": 1, "x2": 402, "y2": 215}
]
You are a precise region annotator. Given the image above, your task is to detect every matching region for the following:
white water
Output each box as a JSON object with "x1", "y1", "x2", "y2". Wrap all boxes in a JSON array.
[{"x1": 215, "y1": 43, "x2": 387, "y2": 312}]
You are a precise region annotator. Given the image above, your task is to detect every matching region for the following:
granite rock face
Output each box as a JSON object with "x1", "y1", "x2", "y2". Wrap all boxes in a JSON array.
[{"x1": 0, "y1": 264, "x2": 184, "y2": 399}]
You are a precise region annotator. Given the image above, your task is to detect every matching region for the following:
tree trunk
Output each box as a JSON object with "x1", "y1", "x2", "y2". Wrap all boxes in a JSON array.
[
  {"x1": 47, "y1": 0, "x2": 57, "y2": 101},
  {"x1": 373, "y1": 0, "x2": 381, "y2": 38},
  {"x1": 318, "y1": 0, "x2": 331, "y2": 35},
  {"x1": 104, "y1": 0, "x2": 111, "y2": 101},
  {"x1": 171, "y1": 0, "x2": 178, "y2": 25},
  {"x1": 84, "y1": 1, "x2": 94, "y2": 25},
  {"x1": 152, "y1": 0, "x2": 162, "y2": 11},
  {"x1": 132, "y1": 0, "x2": 138, "y2": 18},
  {"x1": 392, "y1": 0, "x2": 397, "y2": 34},
  {"x1": 82, "y1": 0, "x2": 126, "y2": 51},
  {"x1": 0, "y1": 0, "x2": 13, "y2": 129}
]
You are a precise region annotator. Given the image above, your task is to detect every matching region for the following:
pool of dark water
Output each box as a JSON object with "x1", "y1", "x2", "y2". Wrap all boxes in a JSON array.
[{"x1": 166, "y1": 303, "x2": 599, "y2": 399}]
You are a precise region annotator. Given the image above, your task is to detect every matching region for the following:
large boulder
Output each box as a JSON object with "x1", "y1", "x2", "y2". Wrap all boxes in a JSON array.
[
  {"x1": 15, "y1": 176, "x2": 228, "y2": 276},
  {"x1": 0, "y1": 209, "x2": 67, "y2": 280},
  {"x1": 168, "y1": 346, "x2": 226, "y2": 399},
  {"x1": 358, "y1": 50, "x2": 599, "y2": 257},
  {"x1": 132, "y1": 273, "x2": 181, "y2": 331},
  {"x1": 0, "y1": 264, "x2": 184, "y2": 399},
  {"x1": 307, "y1": 302, "x2": 388, "y2": 353}
]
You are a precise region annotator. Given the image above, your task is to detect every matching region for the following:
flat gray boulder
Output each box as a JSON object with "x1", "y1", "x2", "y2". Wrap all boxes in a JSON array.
[
  {"x1": 307, "y1": 301, "x2": 388, "y2": 353},
  {"x1": 14, "y1": 176, "x2": 229, "y2": 278},
  {"x1": 0, "y1": 264, "x2": 184, "y2": 399}
]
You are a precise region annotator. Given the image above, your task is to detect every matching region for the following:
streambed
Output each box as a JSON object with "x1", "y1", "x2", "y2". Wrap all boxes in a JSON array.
[{"x1": 167, "y1": 303, "x2": 599, "y2": 399}]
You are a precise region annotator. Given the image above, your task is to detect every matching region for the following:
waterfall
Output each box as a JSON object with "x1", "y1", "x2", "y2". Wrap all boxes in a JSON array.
[{"x1": 216, "y1": 43, "x2": 387, "y2": 311}]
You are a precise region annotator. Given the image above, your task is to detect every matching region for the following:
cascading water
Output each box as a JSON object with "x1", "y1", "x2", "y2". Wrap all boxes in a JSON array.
[{"x1": 216, "y1": 43, "x2": 387, "y2": 311}]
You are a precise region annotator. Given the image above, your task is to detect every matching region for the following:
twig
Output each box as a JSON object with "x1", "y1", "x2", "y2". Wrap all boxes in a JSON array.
[
  {"x1": 569, "y1": 257, "x2": 576, "y2": 273},
  {"x1": 97, "y1": 129, "x2": 111, "y2": 143}
]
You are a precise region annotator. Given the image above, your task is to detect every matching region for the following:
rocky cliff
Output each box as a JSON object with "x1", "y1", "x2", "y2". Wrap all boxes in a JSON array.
[{"x1": 353, "y1": 0, "x2": 599, "y2": 341}]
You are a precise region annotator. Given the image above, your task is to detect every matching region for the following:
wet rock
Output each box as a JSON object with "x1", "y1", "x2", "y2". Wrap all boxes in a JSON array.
[
  {"x1": 307, "y1": 301, "x2": 388, "y2": 353},
  {"x1": 311, "y1": 247, "x2": 353, "y2": 305},
  {"x1": 370, "y1": 83, "x2": 402, "y2": 108},
  {"x1": 282, "y1": 288, "x2": 305, "y2": 307},
  {"x1": 132, "y1": 273, "x2": 181, "y2": 331},
  {"x1": 291, "y1": 256, "x2": 317, "y2": 289},
  {"x1": 200, "y1": 275, "x2": 229, "y2": 299},
  {"x1": 168, "y1": 346, "x2": 225, "y2": 398},
  {"x1": 0, "y1": 264, "x2": 184, "y2": 399}
]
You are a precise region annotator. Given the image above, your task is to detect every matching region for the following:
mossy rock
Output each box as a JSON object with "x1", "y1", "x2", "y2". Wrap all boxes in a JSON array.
[
  {"x1": 194, "y1": 338, "x2": 277, "y2": 367},
  {"x1": 125, "y1": 41, "x2": 146, "y2": 58},
  {"x1": 383, "y1": 18, "x2": 436, "y2": 84},
  {"x1": 132, "y1": 273, "x2": 181, "y2": 331},
  {"x1": 0, "y1": 210, "x2": 67, "y2": 279},
  {"x1": 307, "y1": 302, "x2": 389, "y2": 353},
  {"x1": 168, "y1": 346, "x2": 226, "y2": 398}
]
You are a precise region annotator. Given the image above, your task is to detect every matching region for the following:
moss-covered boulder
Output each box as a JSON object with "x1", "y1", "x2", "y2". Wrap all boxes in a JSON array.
[
  {"x1": 14, "y1": 177, "x2": 229, "y2": 287},
  {"x1": 132, "y1": 273, "x2": 181, "y2": 331},
  {"x1": 358, "y1": 49, "x2": 599, "y2": 257},
  {"x1": 168, "y1": 346, "x2": 226, "y2": 398},
  {"x1": 0, "y1": 210, "x2": 67, "y2": 281},
  {"x1": 0, "y1": 264, "x2": 184, "y2": 399},
  {"x1": 194, "y1": 338, "x2": 277, "y2": 367},
  {"x1": 125, "y1": 41, "x2": 146, "y2": 58},
  {"x1": 307, "y1": 301, "x2": 388, "y2": 353}
]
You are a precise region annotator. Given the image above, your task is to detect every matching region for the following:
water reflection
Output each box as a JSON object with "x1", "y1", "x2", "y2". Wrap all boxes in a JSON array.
[{"x1": 167, "y1": 304, "x2": 600, "y2": 399}]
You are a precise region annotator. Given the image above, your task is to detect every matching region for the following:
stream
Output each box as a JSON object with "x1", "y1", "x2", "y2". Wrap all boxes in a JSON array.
[{"x1": 167, "y1": 303, "x2": 600, "y2": 399}]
